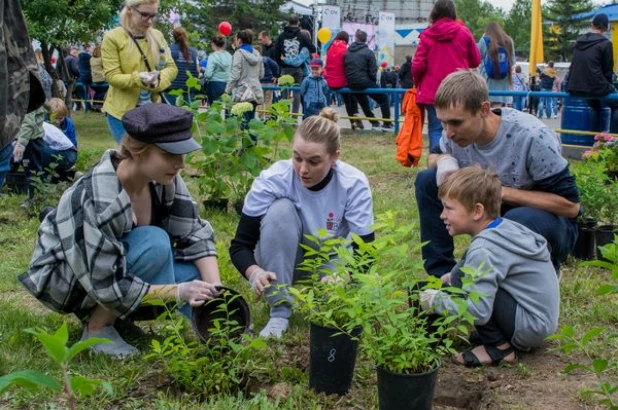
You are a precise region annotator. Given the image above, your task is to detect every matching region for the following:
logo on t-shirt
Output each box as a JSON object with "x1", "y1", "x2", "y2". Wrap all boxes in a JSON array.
[
  {"x1": 326, "y1": 212, "x2": 341, "y2": 232},
  {"x1": 283, "y1": 38, "x2": 300, "y2": 59}
]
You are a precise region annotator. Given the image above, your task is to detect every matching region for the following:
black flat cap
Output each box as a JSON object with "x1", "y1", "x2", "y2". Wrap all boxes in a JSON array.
[{"x1": 122, "y1": 104, "x2": 201, "y2": 154}]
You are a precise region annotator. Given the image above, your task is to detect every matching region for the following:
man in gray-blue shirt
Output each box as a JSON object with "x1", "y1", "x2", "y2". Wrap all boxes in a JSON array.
[{"x1": 415, "y1": 70, "x2": 580, "y2": 277}]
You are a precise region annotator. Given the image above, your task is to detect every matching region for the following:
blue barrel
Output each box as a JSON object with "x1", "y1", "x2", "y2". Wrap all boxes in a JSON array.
[{"x1": 561, "y1": 97, "x2": 610, "y2": 146}]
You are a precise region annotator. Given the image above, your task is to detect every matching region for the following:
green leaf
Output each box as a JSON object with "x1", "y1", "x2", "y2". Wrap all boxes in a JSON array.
[
  {"x1": 53, "y1": 322, "x2": 69, "y2": 347},
  {"x1": 70, "y1": 375, "x2": 112, "y2": 397},
  {"x1": 592, "y1": 359, "x2": 608, "y2": 375},
  {"x1": 564, "y1": 363, "x2": 586, "y2": 374},
  {"x1": 0, "y1": 370, "x2": 62, "y2": 394},
  {"x1": 597, "y1": 284, "x2": 616, "y2": 296},
  {"x1": 582, "y1": 327, "x2": 605, "y2": 344},
  {"x1": 36, "y1": 333, "x2": 68, "y2": 364},
  {"x1": 65, "y1": 337, "x2": 112, "y2": 362}
]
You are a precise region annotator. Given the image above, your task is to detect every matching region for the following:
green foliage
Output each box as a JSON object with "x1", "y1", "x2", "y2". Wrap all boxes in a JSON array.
[
  {"x1": 573, "y1": 148, "x2": 618, "y2": 225},
  {"x1": 145, "y1": 303, "x2": 267, "y2": 396},
  {"x1": 550, "y1": 238, "x2": 618, "y2": 409},
  {"x1": 0, "y1": 323, "x2": 112, "y2": 410},
  {"x1": 454, "y1": 0, "x2": 505, "y2": 39},
  {"x1": 184, "y1": 84, "x2": 294, "y2": 202},
  {"x1": 290, "y1": 211, "x2": 481, "y2": 375},
  {"x1": 543, "y1": 0, "x2": 594, "y2": 62},
  {"x1": 504, "y1": 0, "x2": 532, "y2": 56}
]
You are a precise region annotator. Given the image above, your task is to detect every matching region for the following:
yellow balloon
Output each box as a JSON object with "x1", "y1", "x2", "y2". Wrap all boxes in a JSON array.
[{"x1": 317, "y1": 27, "x2": 332, "y2": 43}]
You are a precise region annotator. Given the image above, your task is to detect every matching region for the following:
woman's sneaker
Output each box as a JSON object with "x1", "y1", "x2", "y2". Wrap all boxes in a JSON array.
[{"x1": 259, "y1": 317, "x2": 289, "y2": 339}]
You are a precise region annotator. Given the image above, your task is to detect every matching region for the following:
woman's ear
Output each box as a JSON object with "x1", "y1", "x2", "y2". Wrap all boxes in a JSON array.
[{"x1": 331, "y1": 149, "x2": 341, "y2": 165}]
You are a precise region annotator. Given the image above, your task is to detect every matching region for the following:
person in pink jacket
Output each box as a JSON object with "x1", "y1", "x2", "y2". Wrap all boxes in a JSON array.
[
  {"x1": 412, "y1": 0, "x2": 481, "y2": 150},
  {"x1": 324, "y1": 31, "x2": 361, "y2": 130}
]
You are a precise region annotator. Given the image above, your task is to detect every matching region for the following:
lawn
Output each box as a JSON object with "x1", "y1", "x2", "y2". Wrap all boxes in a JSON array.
[{"x1": 0, "y1": 111, "x2": 617, "y2": 409}]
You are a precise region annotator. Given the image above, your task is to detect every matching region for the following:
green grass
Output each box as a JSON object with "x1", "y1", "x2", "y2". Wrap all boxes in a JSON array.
[{"x1": 0, "y1": 112, "x2": 617, "y2": 409}]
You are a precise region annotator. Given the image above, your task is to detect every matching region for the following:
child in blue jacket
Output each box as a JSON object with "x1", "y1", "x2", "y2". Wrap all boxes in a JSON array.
[{"x1": 300, "y1": 59, "x2": 329, "y2": 120}]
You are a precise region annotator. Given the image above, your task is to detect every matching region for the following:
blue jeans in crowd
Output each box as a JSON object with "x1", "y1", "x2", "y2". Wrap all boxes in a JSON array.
[
  {"x1": 106, "y1": 114, "x2": 127, "y2": 144},
  {"x1": 415, "y1": 167, "x2": 578, "y2": 276},
  {"x1": 0, "y1": 141, "x2": 14, "y2": 194},
  {"x1": 206, "y1": 81, "x2": 227, "y2": 105},
  {"x1": 537, "y1": 88, "x2": 553, "y2": 118},
  {"x1": 122, "y1": 226, "x2": 202, "y2": 318},
  {"x1": 513, "y1": 96, "x2": 525, "y2": 111},
  {"x1": 423, "y1": 105, "x2": 443, "y2": 151}
]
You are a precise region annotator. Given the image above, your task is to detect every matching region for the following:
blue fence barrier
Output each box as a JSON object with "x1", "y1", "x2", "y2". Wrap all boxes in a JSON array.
[{"x1": 264, "y1": 86, "x2": 618, "y2": 137}]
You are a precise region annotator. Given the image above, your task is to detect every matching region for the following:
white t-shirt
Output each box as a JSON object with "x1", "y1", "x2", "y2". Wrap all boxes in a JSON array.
[
  {"x1": 42, "y1": 122, "x2": 75, "y2": 151},
  {"x1": 243, "y1": 159, "x2": 374, "y2": 241}
]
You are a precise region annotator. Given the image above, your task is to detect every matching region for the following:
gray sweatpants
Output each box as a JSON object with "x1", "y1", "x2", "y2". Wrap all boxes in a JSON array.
[{"x1": 256, "y1": 198, "x2": 337, "y2": 319}]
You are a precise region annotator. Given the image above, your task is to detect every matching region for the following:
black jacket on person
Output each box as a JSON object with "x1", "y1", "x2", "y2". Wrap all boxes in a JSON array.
[
  {"x1": 261, "y1": 42, "x2": 276, "y2": 60},
  {"x1": 381, "y1": 70, "x2": 398, "y2": 88},
  {"x1": 344, "y1": 41, "x2": 377, "y2": 89},
  {"x1": 398, "y1": 61, "x2": 413, "y2": 88},
  {"x1": 273, "y1": 25, "x2": 316, "y2": 68},
  {"x1": 568, "y1": 32, "x2": 615, "y2": 96}
]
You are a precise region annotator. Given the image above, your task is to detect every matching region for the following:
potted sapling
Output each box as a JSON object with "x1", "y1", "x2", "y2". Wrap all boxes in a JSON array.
[
  {"x1": 572, "y1": 160, "x2": 606, "y2": 260},
  {"x1": 347, "y1": 212, "x2": 480, "y2": 410},
  {"x1": 289, "y1": 232, "x2": 366, "y2": 396}
]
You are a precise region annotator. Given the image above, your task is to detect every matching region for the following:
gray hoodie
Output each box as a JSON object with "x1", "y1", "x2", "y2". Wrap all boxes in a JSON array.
[
  {"x1": 434, "y1": 218, "x2": 560, "y2": 350},
  {"x1": 225, "y1": 48, "x2": 265, "y2": 105}
]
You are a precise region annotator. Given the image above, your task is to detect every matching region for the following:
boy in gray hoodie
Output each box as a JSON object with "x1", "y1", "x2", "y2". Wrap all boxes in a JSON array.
[{"x1": 420, "y1": 166, "x2": 560, "y2": 367}]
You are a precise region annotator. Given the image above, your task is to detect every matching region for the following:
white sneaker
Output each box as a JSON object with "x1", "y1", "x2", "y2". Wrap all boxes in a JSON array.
[
  {"x1": 553, "y1": 114, "x2": 558, "y2": 119},
  {"x1": 259, "y1": 317, "x2": 289, "y2": 339}
]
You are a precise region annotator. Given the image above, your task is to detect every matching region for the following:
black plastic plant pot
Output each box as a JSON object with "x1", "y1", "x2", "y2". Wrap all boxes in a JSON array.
[
  {"x1": 572, "y1": 223, "x2": 596, "y2": 260},
  {"x1": 377, "y1": 364, "x2": 439, "y2": 410},
  {"x1": 309, "y1": 323, "x2": 362, "y2": 396},
  {"x1": 5, "y1": 171, "x2": 28, "y2": 194},
  {"x1": 191, "y1": 286, "x2": 251, "y2": 344},
  {"x1": 595, "y1": 225, "x2": 617, "y2": 262}
]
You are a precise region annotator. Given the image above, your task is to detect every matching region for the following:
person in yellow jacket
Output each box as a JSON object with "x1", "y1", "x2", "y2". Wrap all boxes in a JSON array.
[{"x1": 102, "y1": 0, "x2": 178, "y2": 143}]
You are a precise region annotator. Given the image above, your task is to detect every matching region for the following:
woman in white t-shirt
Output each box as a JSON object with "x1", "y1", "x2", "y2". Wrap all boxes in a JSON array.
[{"x1": 229, "y1": 108, "x2": 375, "y2": 339}]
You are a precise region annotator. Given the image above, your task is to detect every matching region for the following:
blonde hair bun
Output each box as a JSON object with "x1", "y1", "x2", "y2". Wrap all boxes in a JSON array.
[{"x1": 319, "y1": 107, "x2": 339, "y2": 123}]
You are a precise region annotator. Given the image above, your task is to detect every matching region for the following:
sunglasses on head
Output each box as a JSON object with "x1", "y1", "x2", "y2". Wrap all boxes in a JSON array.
[{"x1": 131, "y1": 6, "x2": 157, "y2": 21}]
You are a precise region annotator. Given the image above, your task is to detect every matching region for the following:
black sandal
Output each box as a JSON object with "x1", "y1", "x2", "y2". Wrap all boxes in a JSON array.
[{"x1": 453, "y1": 344, "x2": 517, "y2": 367}]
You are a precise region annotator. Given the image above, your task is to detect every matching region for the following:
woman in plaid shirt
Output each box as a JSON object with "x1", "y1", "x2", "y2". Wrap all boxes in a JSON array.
[{"x1": 20, "y1": 104, "x2": 221, "y2": 358}]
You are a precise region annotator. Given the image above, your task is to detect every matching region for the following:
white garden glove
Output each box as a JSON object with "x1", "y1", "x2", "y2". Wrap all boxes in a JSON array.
[
  {"x1": 248, "y1": 267, "x2": 277, "y2": 296},
  {"x1": 176, "y1": 280, "x2": 219, "y2": 307},
  {"x1": 138, "y1": 71, "x2": 157, "y2": 86},
  {"x1": 12, "y1": 142, "x2": 25, "y2": 163},
  {"x1": 420, "y1": 289, "x2": 440, "y2": 311},
  {"x1": 436, "y1": 155, "x2": 460, "y2": 187},
  {"x1": 440, "y1": 273, "x2": 451, "y2": 286}
]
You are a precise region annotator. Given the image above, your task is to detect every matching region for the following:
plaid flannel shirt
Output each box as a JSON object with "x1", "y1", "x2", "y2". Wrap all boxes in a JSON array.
[{"x1": 19, "y1": 150, "x2": 217, "y2": 320}]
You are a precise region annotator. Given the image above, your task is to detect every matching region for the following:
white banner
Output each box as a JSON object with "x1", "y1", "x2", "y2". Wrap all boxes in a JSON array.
[
  {"x1": 377, "y1": 12, "x2": 395, "y2": 67},
  {"x1": 322, "y1": 5, "x2": 341, "y2": 30}
]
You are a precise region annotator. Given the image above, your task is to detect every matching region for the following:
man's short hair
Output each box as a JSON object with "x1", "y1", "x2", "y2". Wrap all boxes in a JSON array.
[
  {"x1": 259, "y1": 31, "x2": 270, "y2": 39},
  {"x1": 547, "y1": 61, "x2": 554, "y2": 68},
  {"x1": 289, "y1": 15, "x2": 300, "y2": 25},
  {"x1": 355, "y1": 30, "x2": 367, "y2": 43},
  {"x1": 434, "y1": 70, "x2": 488, "y2": 114},
  {"x1": 438, "y1": 166, "x2": 502, "y2": 219}
]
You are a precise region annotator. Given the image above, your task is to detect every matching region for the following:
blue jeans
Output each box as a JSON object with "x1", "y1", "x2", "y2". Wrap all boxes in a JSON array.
[
  {"x1": 513, "y1": 96, "x2": 525, "y2": 111},
  {"x1": 0, "y1": 141, "x2": 14, "y2": 194},
  {"x1": 122, "y1": 226, "x2": 201, "y2": 317},
  {"x1": 537, "y1": 88, "x2": 553, "y2": 118},
  {"x1": 106, "y1": 114, "x2": 127, "y2": 144},
  {"x1": 424, "y1": 105, "x2": 443, "y2": 151},
  {"x1": 415, "y1": 168, "x2": 577, "y2": 276},
  {"x1": 206, "y1": 81, "x2": 227, "y2": 105}
]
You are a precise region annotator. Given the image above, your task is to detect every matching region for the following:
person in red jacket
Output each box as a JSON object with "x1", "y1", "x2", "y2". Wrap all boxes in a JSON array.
[
  {"x1": 412, "y1": 0, "x2": 480, "y2": 150},
  {"x1": 324, "y1": 31, "x2": 361, "y2": 130}
]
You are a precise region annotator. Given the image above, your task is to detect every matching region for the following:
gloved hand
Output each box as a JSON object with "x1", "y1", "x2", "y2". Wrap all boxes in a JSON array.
[
  {"x1": 440, "y1": 273, "x2": 451, "y2": 285},
  {"x1": 248, "y1": 267, "x2": 277, "y2": 296},
  {"x1": 176, "y1": 280, "x2": 219, "y2": 307},
  {"x1": 420, "y1": 289, "x2": 440, "y2": 311},
  {"x1": 320, "y1": 272, "x2": 349, "y2": 284},
  {"x1": 12, "y1": 142, "x2": 25, "y2": 163},
  {"x1": 436, "y1": 155, "x2": 460, "y2": 187},
  {"x1": 150, "y1": 71, "x2": 160, "y2": 88},
  {"x1": 138, "y1": 71, "x2": 156, "y2": 86}
]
